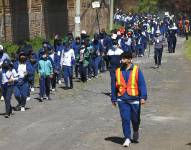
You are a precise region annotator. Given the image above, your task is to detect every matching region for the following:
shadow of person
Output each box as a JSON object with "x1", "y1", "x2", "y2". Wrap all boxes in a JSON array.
[
  {"x1": 105, "y1": 136, "x2": 125, "y2": 145},
  {"x1": 186, "y1": 143, "x2": 191, "y2": 146}
]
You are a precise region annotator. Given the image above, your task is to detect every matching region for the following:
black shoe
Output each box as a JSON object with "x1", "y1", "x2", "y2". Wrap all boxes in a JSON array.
[
  {"x1": 63, "y1": 86, "x2": 69, "y2": 90},
  {"x1": 39, "y1": 97, "x2": 43, "y2": 102},
  {"x1": 4, "y1": 113, "x2": 10, "y2": 118},
  {"x1": 15, "y1": 105, "x2": 21, "y2": 111}
]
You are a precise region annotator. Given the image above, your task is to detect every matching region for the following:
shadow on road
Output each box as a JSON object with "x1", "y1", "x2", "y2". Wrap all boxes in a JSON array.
[
  {"x1": 186, "y1": 143, "x2": 191, "y2": 146},
  {"x1": 105, "y1": 136, "x2": 125, "y2": 145},
  {"x1": 101, "y1": 92, "x2": 111, "y2": 97}
]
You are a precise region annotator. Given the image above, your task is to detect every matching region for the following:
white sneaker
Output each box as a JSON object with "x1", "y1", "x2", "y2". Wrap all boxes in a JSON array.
[
  {"x1": 58, "y1": 80, "x2": 62, "y2": 85},
  {"x1": 31, "y1": 87, "x2": 35, "y2": 92},
  {"x1": 123, "y1": 138, "x2": 131, "y2": 147},
  {"x1": 26, "y1": 97, "x2": 31, "y2": 101},
  {"x1": 52, "y1": 88, "x2": 55, "y2": 92},
  {"x1": 0, "y1": 96, "x2": 4, "y2": 101},
  {"x1": 20, "y1": 107, "x2": 25, "y2": 112}
]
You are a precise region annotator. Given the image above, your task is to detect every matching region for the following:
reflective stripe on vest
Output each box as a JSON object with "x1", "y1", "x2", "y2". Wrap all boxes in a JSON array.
[{"x1": 116, "y1": 65, "x2": 139, "y2": 96}]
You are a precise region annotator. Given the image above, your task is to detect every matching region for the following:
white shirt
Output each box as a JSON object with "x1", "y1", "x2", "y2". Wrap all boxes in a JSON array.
[
  {"x1": 107, "y1": 47, "x2": 123, "y2": 56},
  {"x1": 2, "y1": 69, "x2": 18, "y2": 84},
  {"x1": 49, "y1": 53, "x2": 55, "y2": 62},
  {"x1": 61, "y1": 48, "x2": 75, "y2": 66},
  {"x1": 17, "y1": 64, "x2": 27, "y2": 78}
]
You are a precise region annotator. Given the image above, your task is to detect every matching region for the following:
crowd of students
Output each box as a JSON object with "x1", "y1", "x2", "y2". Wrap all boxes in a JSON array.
[{"x1": 0, "y1": 10, "x2": 190, "y2": 118}]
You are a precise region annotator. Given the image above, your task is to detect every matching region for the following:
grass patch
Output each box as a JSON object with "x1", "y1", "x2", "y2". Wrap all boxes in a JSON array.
[{"x1": 184, "y1": 38, "x2": 191, "y2": 60}]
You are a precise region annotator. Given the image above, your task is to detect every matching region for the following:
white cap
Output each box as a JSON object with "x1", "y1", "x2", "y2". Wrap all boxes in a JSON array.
[
  {"x1": 0, "y1": 45, "x2": 3, "y2": 51},
  {"x1": 81, "y1": 30, "x2": 87, "y2": 34}
]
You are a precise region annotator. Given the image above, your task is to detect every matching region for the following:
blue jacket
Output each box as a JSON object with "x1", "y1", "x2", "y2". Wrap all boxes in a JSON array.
[
  {"x1": 113, "y1": 64, "x2": 147, "y2": 102},
  {"x1": 14, "y1": 60, "x2": 33, "y2": 83},
  {"x1": 72, "y1": 41, "x2": 81, "y2": 57}
]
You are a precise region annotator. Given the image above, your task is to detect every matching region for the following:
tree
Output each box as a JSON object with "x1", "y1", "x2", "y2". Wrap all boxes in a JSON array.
[{"x1": 138, "y1": 0, "x2": 159, "y2": 13}]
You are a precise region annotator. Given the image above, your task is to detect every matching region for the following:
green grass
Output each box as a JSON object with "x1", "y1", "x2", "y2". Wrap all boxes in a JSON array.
[{"x1": 184, "y1": 38, "x2": 191, "y2": 60}]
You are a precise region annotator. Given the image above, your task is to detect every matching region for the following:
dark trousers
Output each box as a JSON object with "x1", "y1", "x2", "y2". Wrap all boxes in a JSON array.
[
  {"x1": 2, "y1": 85, "x2": 14, "y2": 114},
  {"x1": 168, "y1": 37, "x2": 177, "y2": 53},
  {"x1": 51, "y1": 72, "x2": 57, "y2": 89},
  {"x1": 118, "y1": 100, "x2": 141, "y2": 139},
  {"x1": 92, "y1": 57, "x2": 101, "y2": 77},
  {"x1": 79, "y1": 64, "x2": 88, "y2": 82},
  {"x1": 63, "y1": 66, "x2": 73, "y2": 88},
  {"x1": 185, "y1": 32, "x2": 189, "y2": 40},
  {"x1": 39, "y1": 75, "x2": 50, "y2": 98},
  {"x1": 75, "y1": 64, "x2": 79, "y2": 78},
  {"x1": 154, "y1": 48, "x2": 163, "y2": 66},
  {"x1": 15, "y1": 82, "x2": 29, "y2": 107},
  {"x1": 110, "y1": 69, "x2": 116, "y2": 101}
]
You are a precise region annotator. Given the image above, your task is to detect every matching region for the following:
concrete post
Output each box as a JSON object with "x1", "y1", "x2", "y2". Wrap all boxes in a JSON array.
[
  {"x1": 109, "y1": 0, "x2": 114, "y2": 31},
  {"x1": 75, "y1": 0, "x2": 81, "y2": 37}
]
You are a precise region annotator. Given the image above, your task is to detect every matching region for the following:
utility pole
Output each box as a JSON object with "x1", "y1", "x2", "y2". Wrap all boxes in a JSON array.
[
  {"x1": 75, "y1": 0, "x2": 81, "y2": 37},
  {"x1": 109, "y1": 0, "x2": 114, "y2": 31}
]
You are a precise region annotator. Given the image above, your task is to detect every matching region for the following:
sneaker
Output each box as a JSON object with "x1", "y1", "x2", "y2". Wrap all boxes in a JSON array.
[
  {"x1": 43, "y1": 96, "x2": 48, "y2": 100},
  {"x1": 95, "y1": 76, "x2": 98, "y2": 79},
  {"x1": 52, "y1": 88, "x2": 55, "y2": 92},
  {"x1": 123, "y1": 138, "x2": 131, "y2": 147},
  {"x1": 39, "y1": 97, "x2": 43, "y2": 102},
  {"x1": 58, "y1": 80, "x2": 62, "y2": 85},
  {"x1": 132, "y1": 131, "x2": 139, "y2": 143},
  {"x1": 0, "y1": 96, "x2": 4, "y2": 101},
  {"x1": 26, "y1": 97, "x2": 31, "y2": 101},
  {"x1": 31, "y1": 87, "x2": 35, "y2": 92},
  {"x1": 20, "y1": 107, "x2": 25, "y2": 112}
]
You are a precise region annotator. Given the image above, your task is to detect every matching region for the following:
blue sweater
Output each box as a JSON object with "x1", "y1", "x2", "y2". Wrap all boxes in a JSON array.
[{"x1": 113, "y1": 64, "x2": 147, "y2": 102}]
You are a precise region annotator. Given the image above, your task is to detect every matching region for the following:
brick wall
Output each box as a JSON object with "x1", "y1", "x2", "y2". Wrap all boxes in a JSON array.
[{"x1": 0, "y1": 0, "x2": 110, "y2": 42}]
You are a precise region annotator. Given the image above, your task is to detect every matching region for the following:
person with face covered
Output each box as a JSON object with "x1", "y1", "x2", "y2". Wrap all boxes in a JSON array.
[
  {"x1": 0, "y1": 45, "x2": 10, "y2": 101},
  {"x1": 76, "y1": 41, "x2": 90, "y2": 82},
  {"x1": 38, "y1": 49, "x2": 53, "y2": 101},
  {"x1": 107, "y1": 39, "x2": 123, "y2": 103},
  {"x1": 89, "y1": 37, "x2": 101, "y2": 79},
  {"x1": 60, "y1": 42, "x2": 75, "y2": 89},
  {"x1": 72, "y1": 37, "x2": 81, "y2": 79},
  {"x1": 154, "y1": 30, "x2": 164, "y2": 68},
  {"x1": 1, "y1": 59, "x2": 18, "y2": 118},
  {"x1": 14, "y1": 51, "x2": 33, "y2": 111},
  {"x1": 113, "y1": 52, "x2": 147, "y2": 147}
]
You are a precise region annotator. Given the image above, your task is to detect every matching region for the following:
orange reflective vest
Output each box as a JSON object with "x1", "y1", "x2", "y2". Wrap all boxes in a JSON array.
[{"x1": 116, "y1": 65, "x2": 139, "y2": 97}]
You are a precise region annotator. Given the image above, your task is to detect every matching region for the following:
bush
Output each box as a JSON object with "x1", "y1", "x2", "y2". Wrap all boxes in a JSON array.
[
  {"x1": 26, "y1": 37, "x2": 45, "y2": 52},
  {"x1": 2, "y1": 41, "x2": 19, "y2": 54}
]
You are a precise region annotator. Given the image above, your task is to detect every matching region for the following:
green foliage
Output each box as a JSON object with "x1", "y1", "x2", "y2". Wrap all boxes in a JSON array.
[
  {"x1": 184, "y1": 38, "x2": 191, "y2": 60},
  {"x1": 138, "y1": 0, "x2": 159, "y2": 13},
  {"x1": 26, "y1": 37, "x2": 44, "y2": 52},
  {"x1": 2, "y1": 41, "x2": 19, "y2": 54}
]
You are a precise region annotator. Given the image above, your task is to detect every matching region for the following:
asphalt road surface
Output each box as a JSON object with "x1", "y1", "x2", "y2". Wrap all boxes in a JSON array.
[{"x1": 0, "y1": 37, "x2": 191, "y2": 150}]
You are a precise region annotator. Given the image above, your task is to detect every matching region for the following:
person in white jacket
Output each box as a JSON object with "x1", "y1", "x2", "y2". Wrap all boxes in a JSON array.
[{"x1": 60, "y1": 43, "x2": 75, "y2": 89}]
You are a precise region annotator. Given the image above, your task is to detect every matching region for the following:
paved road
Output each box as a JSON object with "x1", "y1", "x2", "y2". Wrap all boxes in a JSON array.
[{"x1": 0, "y1": 38, "x2": 191, "y2": 150}]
